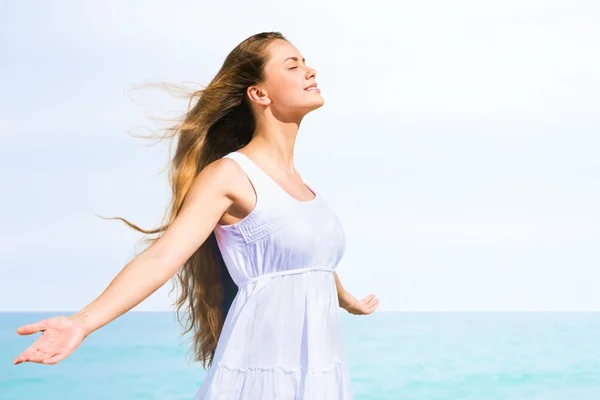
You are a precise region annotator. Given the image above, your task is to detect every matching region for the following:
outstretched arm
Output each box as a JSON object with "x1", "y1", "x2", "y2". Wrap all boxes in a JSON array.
[
  {"x1": 13, "y1": 158, "x2": 243, "y2": 365},
  {"x1": 69, "y1": 158, "x2": 240, "y2": 335},
  {"x1": 333, "y1": 271, "x2": 379, "y2": 315}
]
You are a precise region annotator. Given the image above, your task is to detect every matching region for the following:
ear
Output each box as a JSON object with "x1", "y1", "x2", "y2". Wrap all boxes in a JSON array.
[{"x1": 247, "y1": 85, "x2": 272, "y2": 106}]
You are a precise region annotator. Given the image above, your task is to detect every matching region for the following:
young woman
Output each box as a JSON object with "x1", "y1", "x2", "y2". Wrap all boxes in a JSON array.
[{"x1": 13, "y1": 31, "x2": 379, "y2": 399}]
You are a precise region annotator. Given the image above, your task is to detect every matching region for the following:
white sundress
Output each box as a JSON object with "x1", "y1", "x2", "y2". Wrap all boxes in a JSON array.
[{"x1": 193, "y1": 151, "x2": 353, "y2": 399}]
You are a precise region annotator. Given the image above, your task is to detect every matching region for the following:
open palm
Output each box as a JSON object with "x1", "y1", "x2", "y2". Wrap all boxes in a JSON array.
[
  {"x1": 346, "y1": 294, "x2": 379, "y2": 315},
  {"x1": 13, "y1": 315, "x2": 88, "y2": 365}
]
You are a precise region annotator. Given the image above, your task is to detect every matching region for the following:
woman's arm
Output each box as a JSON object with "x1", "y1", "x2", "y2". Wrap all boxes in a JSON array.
[
  {"x1": 334, "y1": 271, "x2": 379, "y2": 315},
  {"x1": 14, "y1": 158, "x2": 246, "y2": 365},
  {"x1": 333, "y1": 271, "x2": 356, "y2": 310},
  {"x1": 71, "y1": 158, "x2": 241, "y2": 335}
]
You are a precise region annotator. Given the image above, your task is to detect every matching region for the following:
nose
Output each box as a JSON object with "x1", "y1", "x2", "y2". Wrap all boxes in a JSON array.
[{"x1": 305, "y1": 66, "x2": 317, "y2": 80}]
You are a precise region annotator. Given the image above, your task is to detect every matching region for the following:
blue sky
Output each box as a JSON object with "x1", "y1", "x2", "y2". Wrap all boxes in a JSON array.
[{"x1": 1, "y1": 1, "x2": 598, "y2": 312}]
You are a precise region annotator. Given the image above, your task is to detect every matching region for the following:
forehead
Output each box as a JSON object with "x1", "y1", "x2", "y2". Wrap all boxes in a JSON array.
[{"x1": 266, "y1": 39, "x2": 302, "y2": 63}]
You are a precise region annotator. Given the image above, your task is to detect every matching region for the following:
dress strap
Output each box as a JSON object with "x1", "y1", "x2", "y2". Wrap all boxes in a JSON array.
[
  {"x1": 225, "y1": 151, "x2": 318, "y2": 204},
  {"x1": 222, "y1": 151, "x2": 276, "y2": 202}
]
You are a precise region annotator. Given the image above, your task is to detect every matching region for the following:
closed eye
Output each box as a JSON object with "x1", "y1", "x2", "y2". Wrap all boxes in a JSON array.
[{"x1": 289, "y1": 66, "x2": 298, "y2": 70}]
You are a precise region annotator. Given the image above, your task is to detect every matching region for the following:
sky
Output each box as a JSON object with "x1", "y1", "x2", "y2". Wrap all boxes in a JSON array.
[{"x1": 0, "y1": 0, "x2": 598, "y2": 312}]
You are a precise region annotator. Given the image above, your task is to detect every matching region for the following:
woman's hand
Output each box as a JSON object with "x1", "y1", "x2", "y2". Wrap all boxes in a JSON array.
[
  {"x1": 341, "y1": 294, "x2": 380, "y2": 315},
  {"x1": 13, "y1": 315, "x2": 89, "y2": 365},
  {"x1": 333, "y1": 272, "x2": 379, "y2": 315}
]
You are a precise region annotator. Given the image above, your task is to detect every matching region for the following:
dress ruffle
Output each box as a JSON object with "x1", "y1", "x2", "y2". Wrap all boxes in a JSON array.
[{"x1": 195, "y1": 358, "x2": 353, "y2": 400}]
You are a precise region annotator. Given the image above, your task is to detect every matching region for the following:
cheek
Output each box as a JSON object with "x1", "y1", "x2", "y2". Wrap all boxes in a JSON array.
[{"x1": 269, "y1": 76, "x2": 303, "y2": 105}]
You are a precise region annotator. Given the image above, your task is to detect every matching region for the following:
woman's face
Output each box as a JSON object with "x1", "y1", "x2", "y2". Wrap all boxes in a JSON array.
[{"x1": 251, "y1": 39, "x2": 324, "y2": 118}]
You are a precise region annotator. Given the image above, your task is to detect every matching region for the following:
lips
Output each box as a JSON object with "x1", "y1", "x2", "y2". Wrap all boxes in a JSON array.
[{"x1": 304, "y1": 83, "x2": 318, "y2": 91}]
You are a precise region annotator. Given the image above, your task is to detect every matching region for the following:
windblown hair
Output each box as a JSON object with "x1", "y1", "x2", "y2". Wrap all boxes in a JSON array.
[{"x1": 104, "y1": 32, "x2": 287, "y2": 369}]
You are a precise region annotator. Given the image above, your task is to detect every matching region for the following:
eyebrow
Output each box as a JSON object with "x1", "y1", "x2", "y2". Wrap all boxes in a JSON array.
[{"x1": 283, "y1": 56, "x2": 305, "y2": 64}]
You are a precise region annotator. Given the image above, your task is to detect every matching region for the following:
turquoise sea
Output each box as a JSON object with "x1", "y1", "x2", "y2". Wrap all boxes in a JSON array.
[{"x1": 1, "y1": 312, "x2": 599, "y2": 399}]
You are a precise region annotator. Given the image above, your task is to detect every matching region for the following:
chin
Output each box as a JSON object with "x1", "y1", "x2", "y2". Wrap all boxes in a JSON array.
[
  {"x1": 307, "y1": 96, "x2": 325, "y2": 111},
  {"x1": 289, "y1": 98, "x2": 325, "y2": 118}
]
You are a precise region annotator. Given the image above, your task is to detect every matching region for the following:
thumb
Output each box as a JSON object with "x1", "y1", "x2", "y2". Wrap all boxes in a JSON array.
[{"x1": 16, "y1": 320, "x2": 48, "y2": 335}]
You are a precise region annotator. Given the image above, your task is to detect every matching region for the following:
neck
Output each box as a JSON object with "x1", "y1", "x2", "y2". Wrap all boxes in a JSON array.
[{"x1": 246, "y1": 113, "x2": 302, "y2": 173}]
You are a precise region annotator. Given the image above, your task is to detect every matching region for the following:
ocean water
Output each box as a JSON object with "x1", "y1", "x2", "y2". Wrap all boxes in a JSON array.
[{"x1": 1, "y1": 312, "x2": 599, "y2": 399}]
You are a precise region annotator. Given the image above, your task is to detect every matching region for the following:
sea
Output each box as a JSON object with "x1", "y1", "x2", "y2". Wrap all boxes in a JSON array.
[{"x1": 1, "y1": 312, "x2": 599, "y2": 399}]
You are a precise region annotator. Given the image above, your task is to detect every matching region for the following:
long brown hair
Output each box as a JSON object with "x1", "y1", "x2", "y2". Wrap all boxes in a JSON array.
[{"x1": 103, "y1": 31, "x2": 286, "y2": 369}]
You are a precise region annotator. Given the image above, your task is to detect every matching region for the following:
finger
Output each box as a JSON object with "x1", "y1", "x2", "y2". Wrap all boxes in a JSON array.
[
  {"x1": 27, "y1": 349, "x2": 49, "y2": 364},
  {"x1": 359, "y1": 300, "x2": 378, "y2": 314},
  {"x1": 360, "y1": 303, "x2": 375, "y2": 314},
  {"x1": 366, "y1": 296, "x2": 378, "y2": 306},
  {"x1": 42, "y1": 352, "x2": 63, "y2": 365},
  {"x1": 13, "y1": 351, "x2": 37, "y2": 365},
  {"x1": 13, "y1": 345, "x2": 38, "y2": 364},
  {"x1": 361, "y1": 294, "x2": 376, "y2": 303},
  {"x1": 13, "y1": 354, "x2": 25, "y2": 365},
  {"x1": 359, "y1": 300, "x2": 376, "y2": 311},
  {"x1": 16, "y1": 320, "x2": 48, "y2": 335}
]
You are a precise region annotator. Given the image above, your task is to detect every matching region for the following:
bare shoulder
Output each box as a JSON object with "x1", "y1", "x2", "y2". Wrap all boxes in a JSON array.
[{"x1": 186, "y1": 156, "x2": 247, "y2": 201}]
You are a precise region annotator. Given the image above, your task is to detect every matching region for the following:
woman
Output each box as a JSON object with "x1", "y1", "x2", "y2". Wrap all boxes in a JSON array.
[{"x1": 13, "y1": 31, "x2": 379, "y2": 399}]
